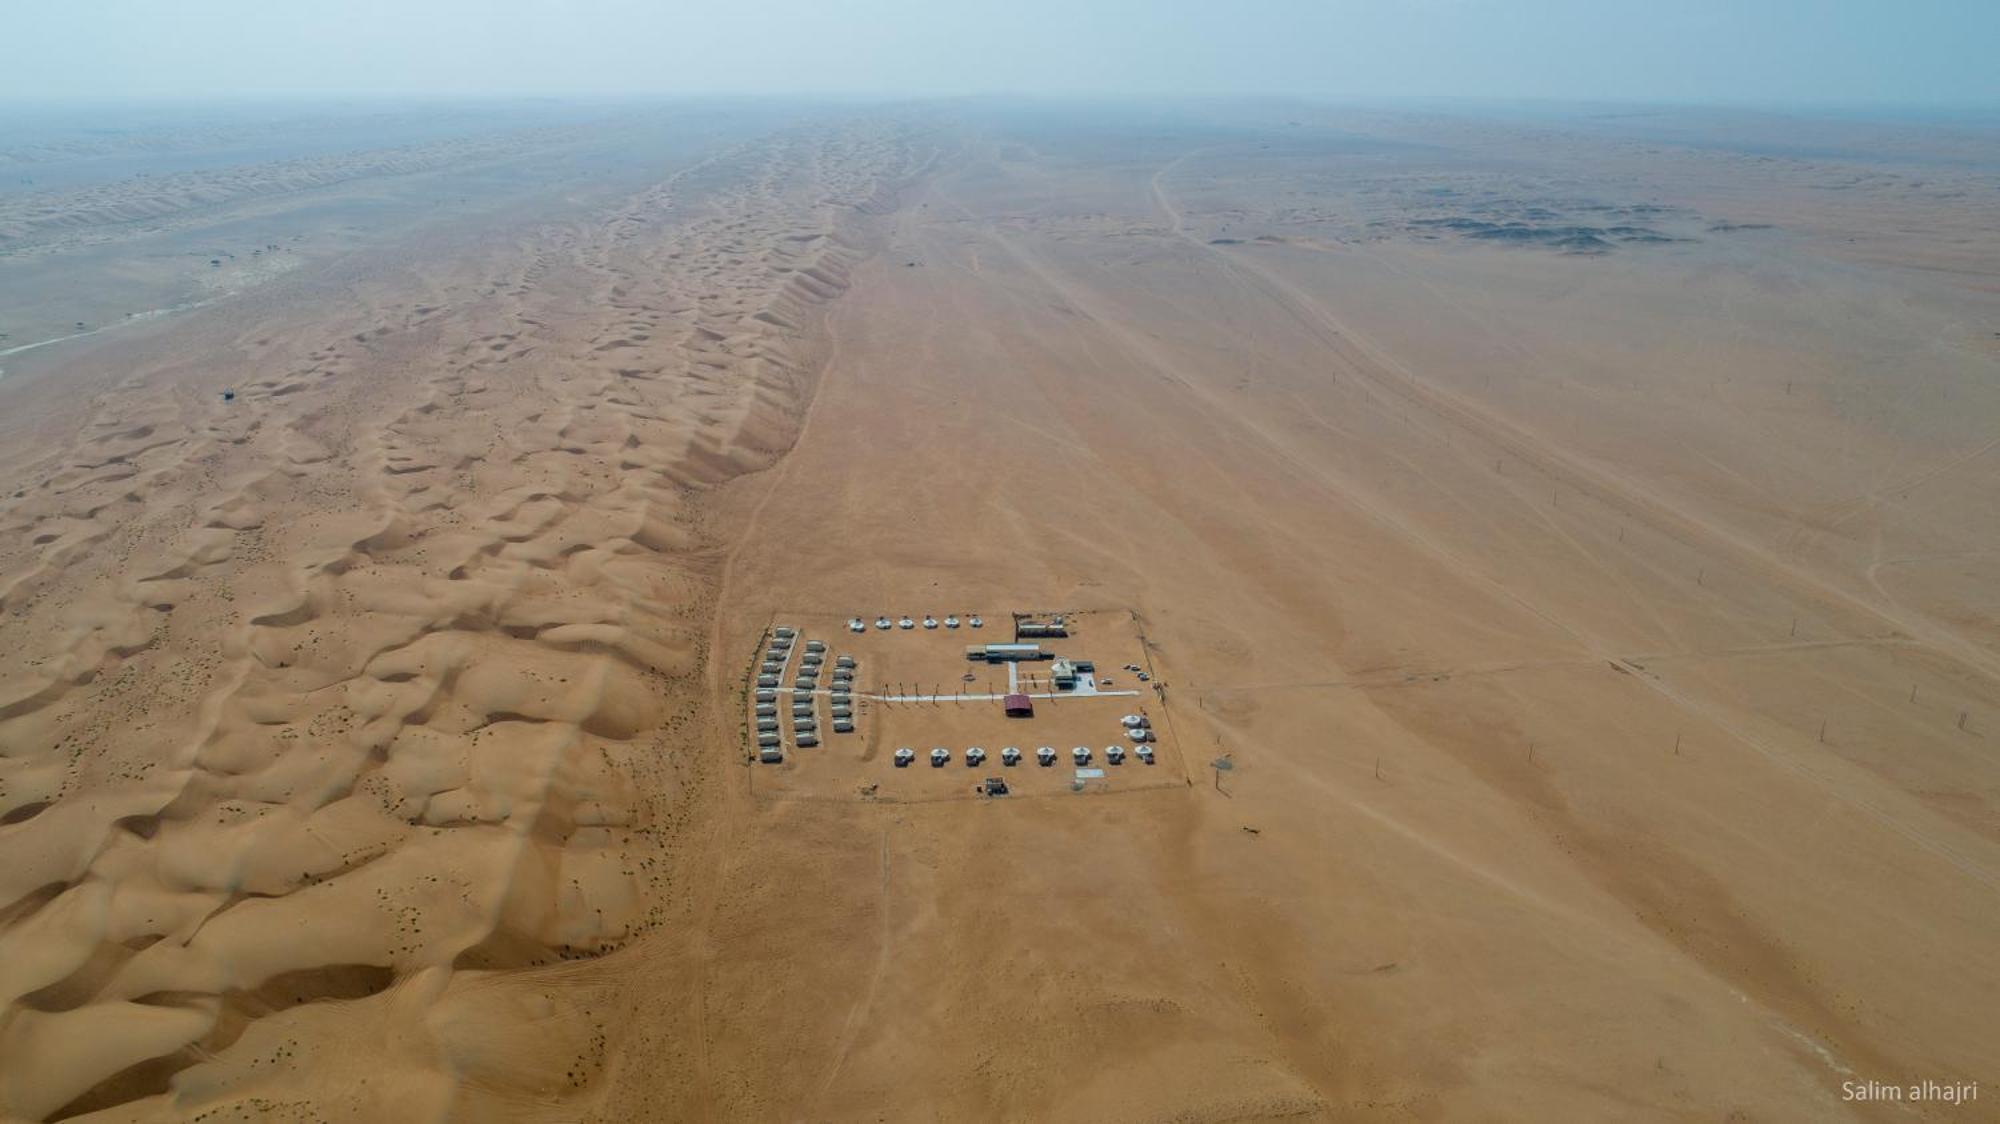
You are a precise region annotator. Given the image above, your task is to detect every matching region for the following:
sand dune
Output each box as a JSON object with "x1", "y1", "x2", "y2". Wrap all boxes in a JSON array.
[
  {"x1": 0, "y1": 111, "x2": 655, "y2": 257},
  {"x1": 0, "y1": 114, "x2": 932, "y2": 1120}
]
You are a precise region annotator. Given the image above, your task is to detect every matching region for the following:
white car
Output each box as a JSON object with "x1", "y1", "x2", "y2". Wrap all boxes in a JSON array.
[
  {"x1": 875, "y1": 616, "x2": 892, "y2": 630},
  {"x1": 965, "y1": 746, "x2": 987, "y2": 766},
  {"x1": 1036, "y1": 746, "x2": 1057, "y2": 766},
  {"x1": 1136, "y1": 745, "x2": 1156, "y2": 764},
  {"x1": 930, "y1": 747, "x2": 950, "y2": 767},
  {"x1": 848, "y1": 618, "x2": 866, "y2": 632},
  {"x1": 1071, "y1": 746, "x2": 1091, "y2": 764},
  {"x1": 944, "y1": 615, "x2": 960, "y2": 628},
  {"x1": 898, "y1": 616, "x2": 916, "y2": 630},
  {"x1": 1105, "y1": 744, "x2": 1126, "y2": 764},
  {"x1": 968, "y1": 616, "x2": 983, "y2": 628},
  {"x1": 894, "y1": 747, "x2": 915, "y2": 767},
  {"x1": 1000, "y1": 746, "x2": 1021, "y2": 766}
]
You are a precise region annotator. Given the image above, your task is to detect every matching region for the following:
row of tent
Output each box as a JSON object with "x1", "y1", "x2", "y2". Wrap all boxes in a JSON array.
[
  {"x1": 895, "y1": 744, "x2": 1155, "y2": 768},
  {"x1": 850, "y1": 614, "x2": 985, "y2": 632}
]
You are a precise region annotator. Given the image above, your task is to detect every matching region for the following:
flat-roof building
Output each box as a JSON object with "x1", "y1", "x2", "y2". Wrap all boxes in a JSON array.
[{"x1": 966, "y1": 643, "x2": 1046, "y2": 663}]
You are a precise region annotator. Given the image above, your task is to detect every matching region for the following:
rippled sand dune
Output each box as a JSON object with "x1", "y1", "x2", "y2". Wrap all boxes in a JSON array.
[{"x1": 0, "y1": 110, "x2": 932, "y2": 1120}]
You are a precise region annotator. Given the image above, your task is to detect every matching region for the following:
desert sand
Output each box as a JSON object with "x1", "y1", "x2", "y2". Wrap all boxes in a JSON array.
[{"x1": 0, "y1": 100, "x2": 1996, "y2": 1120}]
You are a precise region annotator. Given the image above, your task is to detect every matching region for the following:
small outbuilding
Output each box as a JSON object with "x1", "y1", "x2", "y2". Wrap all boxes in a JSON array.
[
  {"x1": 1051, "y1": 659, "x2": 1077, "y2": 688},
  {"x1": 1003, "y1": 693, "x2": 1034, "y2": 718}
]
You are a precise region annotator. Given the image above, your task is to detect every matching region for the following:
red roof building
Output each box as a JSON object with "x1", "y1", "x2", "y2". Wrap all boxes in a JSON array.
[{"x1": 1003, "y1": 693, "x2": 1034, "y2": 717}]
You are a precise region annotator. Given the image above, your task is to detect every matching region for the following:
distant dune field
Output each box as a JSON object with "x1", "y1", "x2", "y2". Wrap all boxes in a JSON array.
[{"x1": 0, "y1": 101, "x2": 1995, "y2": 1121}]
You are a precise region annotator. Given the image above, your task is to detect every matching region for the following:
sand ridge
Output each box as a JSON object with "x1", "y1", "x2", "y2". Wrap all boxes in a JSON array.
[{"x1": 0, "y1": 115, "x2": 933, "y2": 1120}]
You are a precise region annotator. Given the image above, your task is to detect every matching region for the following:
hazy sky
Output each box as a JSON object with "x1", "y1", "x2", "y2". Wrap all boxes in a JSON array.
[{"x1": 9, "y1": 0, "x2": 1997, "y2": 105}]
